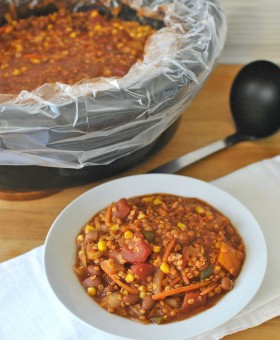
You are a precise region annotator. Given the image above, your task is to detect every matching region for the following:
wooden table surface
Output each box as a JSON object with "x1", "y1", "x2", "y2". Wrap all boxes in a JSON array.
[{"x1": 0, "y1": 64, "x2": 279, "y2": 338}]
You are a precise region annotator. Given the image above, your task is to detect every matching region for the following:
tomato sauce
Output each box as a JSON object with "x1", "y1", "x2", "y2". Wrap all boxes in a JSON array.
[{"x1": 0, "y1": 9, "x2": 155, "y2": 94}]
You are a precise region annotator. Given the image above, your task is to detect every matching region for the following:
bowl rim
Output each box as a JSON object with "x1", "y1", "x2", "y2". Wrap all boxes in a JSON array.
[{"x1": 44, "y1": 174, "x2": 267, "y2": 340}]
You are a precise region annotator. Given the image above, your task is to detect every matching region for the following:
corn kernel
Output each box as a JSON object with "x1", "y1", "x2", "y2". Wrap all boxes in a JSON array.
[
  {"x1": 142, "y1": 197, "x2": 153, "y2": 202},
  {"x1": 177, "y1": 222, "x2": 187, "y2": 230},
  {"x1": 153, "y1": 198, "x2": 162, "y2": 205},
  {"x1": 108, "y1": 258, "x2": 115, "y2": 268},
  {"x1": 87, "y1": 287, "x2": 96, "y2": 296},
  {"x1": 94, "y1": 24, "x2": 102, "y2": 31},
  {"x1": 110, "y1": 224, "x2": 119, "y2": 231},
  {"x1": 215, "y1": 242, "x2": 221, "y2": 249},
  {"x1": 90, "y1": 10, "x2": 98, "y2": 18},
  {"x1": 77, "y1": 234, "x2": 84, "y2": 242},
  {"x1": 85, "y1": 225, "x2": 94, "y2": 234},
  {"x1": 15, "y1": 44, "x2": 23, "y2": 52},
  {"x1": 153, "y1": 245, "x2": 161, "y2": 253},
  {"x1": 160, "y1": 262, "x2": 170, "y2": 274},
  {"x1": 12, "y1": 68, "x2": 21, "y2": 76},
  {"x1": 125, "y1": 273, "x2": 134, "y2": 283},
  {"x1": 30, "y1": 58, "x2": 41, "y2": 64},
  {"x1": 103, "y1": 67, "x2": 111, "y2": 76},
  {"x1": 138, "y1": 212, "x2": 146, "y2": 219},
  {"x1": 195, "y1": 206, "x2": 205, "y2": 214},
  {"x1": 124, "y1": 230, "x2": 133, "y2": 239},
  {"x1": 139, "y1": 285, "x2": 146, "y2": 292},
  {"x1": 98, "y1": 240, "x2": 107, "y2": 251},
  {"x1": 140, "y1": 291, "x2": 147, "y2": 299}
]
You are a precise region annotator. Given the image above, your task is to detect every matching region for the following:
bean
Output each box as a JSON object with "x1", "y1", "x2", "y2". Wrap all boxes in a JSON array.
[
  {"x1": 104, "y1": 283, "x2": 116, "y2": 294},
  {"x1": 178, "y1": 230, "x2": 194, "y2": 244},
  {"x1": 142, "y1": 295, "x2": 155, "y2": 310},
  {"x1": 87, "y1": 265, "x2": 102, "y2": 276},
  {"x1": 221, "y1": 276, "x2": 233, "y2": 291},
  {"x1": 123, "y1": 294, "x2": 141, "y2": 305},
  {"x1": 113, "y1": 198, "x2": 131, "y2": 219},
  {"x1": 85, "y1": 230, "x2": 99, "y2": 243},
  {"x1": 107, "y1": 291, "x2": 121, "y2": 310},
  {"x1": 83, "y1": 276, "x2": 102, "y2": 288}
]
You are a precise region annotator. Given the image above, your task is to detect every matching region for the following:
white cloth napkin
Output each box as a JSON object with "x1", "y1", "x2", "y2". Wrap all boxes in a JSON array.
[{"x1": 1, "y1": 156, "x2": 280, "y2": 340}]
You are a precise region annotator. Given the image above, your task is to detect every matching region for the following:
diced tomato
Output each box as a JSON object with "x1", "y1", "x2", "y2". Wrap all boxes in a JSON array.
[
  {"x1": 109, "y1": 249, "x2": 124, "y2": 263},
  {"x1": 181, "y1": 292, "x2": 207, "y2": 313},
  {"x1": 113, "y1": 198, "x2": 131, "y2": 219},
  {"x1": 122, "y1": 233, "x2": 152, "y2": 263},
  {"x1": 131, "y1": 263, "x2": 154, "y2": 282}
]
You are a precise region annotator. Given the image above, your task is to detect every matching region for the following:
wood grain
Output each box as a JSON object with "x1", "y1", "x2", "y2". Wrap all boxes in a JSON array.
[{"x1": 0, "y1": 64, "x2": 279, "y2": 338}]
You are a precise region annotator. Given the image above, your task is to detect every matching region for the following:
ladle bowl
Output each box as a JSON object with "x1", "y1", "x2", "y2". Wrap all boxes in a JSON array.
[
  {"x1": 230, "y1": 60, "x2": 280, "y2": 138},
  {"x1": 150, "y1": 60, "x2": 280, "y2": 174}
]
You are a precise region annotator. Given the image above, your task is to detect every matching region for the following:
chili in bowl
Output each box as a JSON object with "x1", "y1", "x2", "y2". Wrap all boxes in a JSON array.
[{"x1": 44, "y1": 174, "x2": 267, "y2": 339}]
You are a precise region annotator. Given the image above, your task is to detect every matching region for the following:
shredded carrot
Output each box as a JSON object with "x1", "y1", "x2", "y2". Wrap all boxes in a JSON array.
[
  {"x1": 105, "y1": 203, "x2": 113, "y2": 225},
  {"x1": 101, "y1": 262, "x2": 139, "y2": 294},
  {"x1": 109, "y1": 274, "x2": 139, "y2": 294},
  {"x1": 200, "y1": 283, "x2": 218, "y2": 296},
  {"x1": 162, "y1": 237, "x2": 176, "y2": 262},
  {"x1": 152, "y1": 280, "x2": 212, "y2": 300},
  {"x1": 161, "y1": 201, "x2": 168, "y2": 211},
  {"x1": 169, "y1": 276, "x2": 181, "y2": 288}
]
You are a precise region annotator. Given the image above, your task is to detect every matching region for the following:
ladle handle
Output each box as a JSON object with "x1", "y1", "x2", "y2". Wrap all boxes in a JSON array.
[{"x1": 148, "y1": 134, "x2": 245, "y2": 174}]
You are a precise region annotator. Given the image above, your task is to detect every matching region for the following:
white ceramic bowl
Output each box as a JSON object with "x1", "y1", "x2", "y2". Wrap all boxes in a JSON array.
[{"x1": 44, "y1": 174, "x2": 267, "y2": 340}]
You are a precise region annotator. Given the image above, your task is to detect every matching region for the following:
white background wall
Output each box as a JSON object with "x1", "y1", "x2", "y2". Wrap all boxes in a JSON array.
[{"x1": 219, "y1": 0, "x2": 280, "y2": 64}]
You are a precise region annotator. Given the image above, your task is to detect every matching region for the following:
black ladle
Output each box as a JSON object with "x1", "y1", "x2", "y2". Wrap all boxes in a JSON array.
[{"x1": 149, "y1": 60, "x2": 280, "y2": 174}]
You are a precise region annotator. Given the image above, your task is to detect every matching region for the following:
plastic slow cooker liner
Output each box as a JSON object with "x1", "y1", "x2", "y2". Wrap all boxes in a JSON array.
[{"x1": 0, "y1": 0, "x2": 226, "y2": 169}]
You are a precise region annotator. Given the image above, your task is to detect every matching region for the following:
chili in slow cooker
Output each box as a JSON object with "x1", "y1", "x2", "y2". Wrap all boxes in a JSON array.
[
  {"x1": 0, "y1": 9, "x2": 155, "y2": 94},
  {"x1": 74, "y1": 194, "x2": 245, "y2": 324}
]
